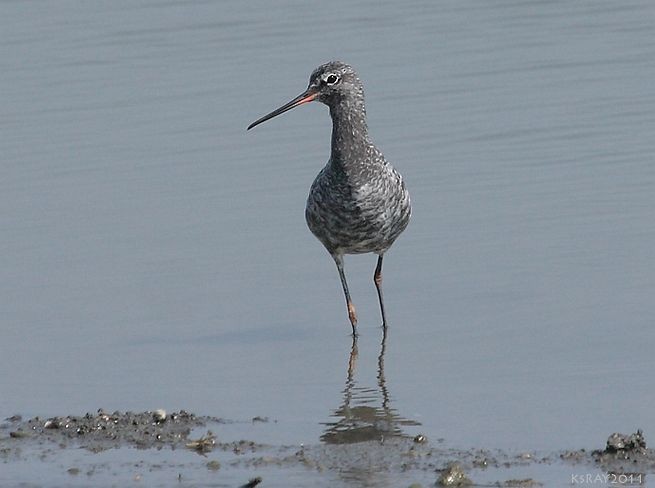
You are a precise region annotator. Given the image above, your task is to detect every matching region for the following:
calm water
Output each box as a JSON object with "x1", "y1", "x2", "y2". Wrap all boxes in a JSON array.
[{"x1": 2, "y1": 0, "x2": 655, "y2": 485}]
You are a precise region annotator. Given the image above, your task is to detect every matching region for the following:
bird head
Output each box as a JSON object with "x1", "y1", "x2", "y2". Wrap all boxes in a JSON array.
[{"x1": 247, "y1": 61, "x2": 363, "y2": 130}]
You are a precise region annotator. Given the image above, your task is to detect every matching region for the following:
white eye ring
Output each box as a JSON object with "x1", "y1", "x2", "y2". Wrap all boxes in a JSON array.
[{"x1": 324, "y1": 73, "x2": 340, "y2": 85}]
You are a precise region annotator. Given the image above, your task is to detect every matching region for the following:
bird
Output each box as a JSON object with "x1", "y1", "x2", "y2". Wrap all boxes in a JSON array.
[{"x1": 247, "y1": 61, "x2": 411, "y2": 335}]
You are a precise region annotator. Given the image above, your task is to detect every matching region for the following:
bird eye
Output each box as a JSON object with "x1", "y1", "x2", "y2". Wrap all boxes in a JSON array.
[{"x1": 325, "y1": 74, "x2": 339, "y2": 86}]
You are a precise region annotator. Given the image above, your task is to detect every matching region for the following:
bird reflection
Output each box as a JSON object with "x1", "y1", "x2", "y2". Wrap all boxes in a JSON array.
[{"x1": 321, "y1": 329, "x2": 420, "y2": 444}]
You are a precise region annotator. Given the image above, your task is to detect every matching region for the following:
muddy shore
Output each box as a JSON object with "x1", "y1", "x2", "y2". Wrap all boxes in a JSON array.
[{"x1": 1, "y1": 410, "x2": 653, "y2": 487}]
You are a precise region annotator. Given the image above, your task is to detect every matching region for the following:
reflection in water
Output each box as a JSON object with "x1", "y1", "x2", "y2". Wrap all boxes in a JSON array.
[{"x1": 321, "y1": 329, "x2": 420, "y2": 444}]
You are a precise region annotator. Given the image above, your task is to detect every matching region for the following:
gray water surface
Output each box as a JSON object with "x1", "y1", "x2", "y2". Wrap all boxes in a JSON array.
[{"x1": 2, "y1": 0, "x2": 655, "y2": 484}]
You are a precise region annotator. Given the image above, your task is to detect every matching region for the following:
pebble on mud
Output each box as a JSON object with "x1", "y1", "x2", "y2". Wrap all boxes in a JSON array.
[
  {"x1": 436, "y1": 462, "x2": 472, "y2": 486},
  {"x1": 9, "y1": 431, "x2": 30, "y2": 439},
  {"x1": 206, "y1": 460, "x2": 221, "y2": 471},
  {"x1": 240, "y1": 476, "x2": 263, "y2": 488},
  {"x1": 605, "y1": 430, "x2": 646, "y2": 453},
  {"x1": 186, "y1": 431, "x2": 216, "y2": 453},
  {"x1": 153, "y1": 409, "x2": 167, "y2": 423},
  {"x1": 592, "y1": 429, "x2": 649, "y2": 464},
  {"x1": 502, "y1": 479, "x2": 542, "y2": 487}
]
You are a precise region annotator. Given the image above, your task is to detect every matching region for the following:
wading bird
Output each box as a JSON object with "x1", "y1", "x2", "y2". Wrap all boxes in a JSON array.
[{"x1": 248, "y1": 61, "x2": 411, "y2": 335}]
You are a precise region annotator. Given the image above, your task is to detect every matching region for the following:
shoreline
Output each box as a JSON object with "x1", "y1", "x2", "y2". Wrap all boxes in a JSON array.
[{"x1": 2, "y1": 410, "x2": 652, "y2": 487}]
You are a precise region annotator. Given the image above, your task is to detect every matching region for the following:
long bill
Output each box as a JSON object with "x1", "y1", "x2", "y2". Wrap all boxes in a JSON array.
[{"x1": 247, "y1": 87, "x2": 319, "y2": 130}]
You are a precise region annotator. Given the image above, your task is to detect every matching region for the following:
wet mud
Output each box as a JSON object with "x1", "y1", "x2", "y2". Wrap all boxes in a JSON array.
[{"x1": 2, "y1": 410, "x2": 654, "y2": 487}]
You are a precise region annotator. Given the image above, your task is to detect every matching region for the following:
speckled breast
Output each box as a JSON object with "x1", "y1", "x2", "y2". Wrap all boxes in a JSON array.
[{"x1": 305, "y1": 163, "x2": 411, "y2": 256}]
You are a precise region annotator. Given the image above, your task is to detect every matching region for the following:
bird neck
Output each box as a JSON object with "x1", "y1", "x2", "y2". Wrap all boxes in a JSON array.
[{"x1": 329, "y1": 97, "x2": 371, "y2": 168}]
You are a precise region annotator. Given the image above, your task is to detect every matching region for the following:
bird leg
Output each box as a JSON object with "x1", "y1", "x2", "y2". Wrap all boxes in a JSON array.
[
  {"x1": 333, "y1": 254, "x2": 358, "y2": 336},
  {"x1": 374, "y1": 254, "x2": 388, "y2": 328}
]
